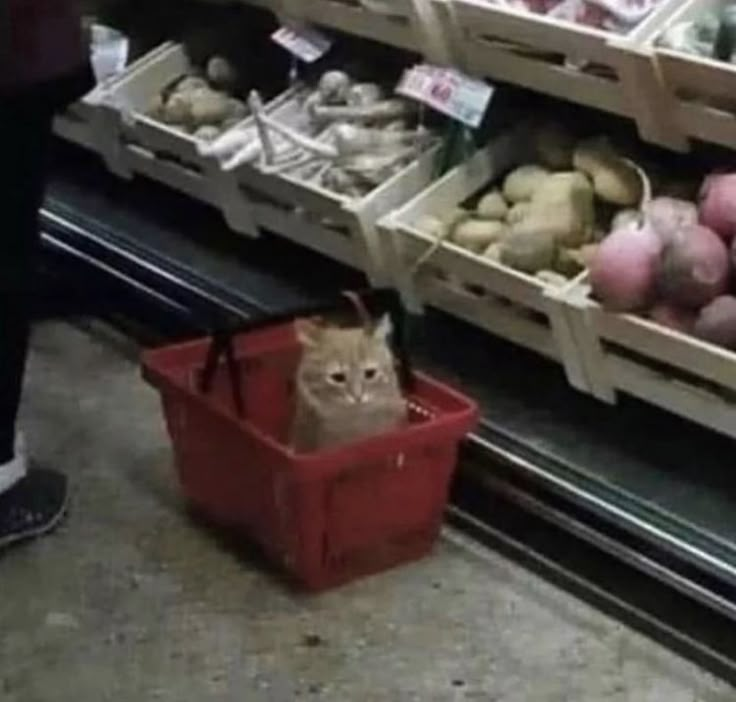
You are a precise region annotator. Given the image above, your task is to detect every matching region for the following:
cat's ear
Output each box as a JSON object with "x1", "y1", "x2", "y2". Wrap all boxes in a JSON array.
[
  {"x1": 371, "y1": 314, "x2": 393, "y2": 341},
  {"x1": 295, "y1": 317, "x2": 325, "y2": 348}
]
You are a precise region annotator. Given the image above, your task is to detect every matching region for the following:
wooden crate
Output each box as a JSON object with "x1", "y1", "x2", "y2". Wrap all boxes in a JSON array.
[
  {"x1": 278, "y1": 0, "x2": 424, "y2": 51},
  {"x1": 105, "y1": 42, "x2": 293, "y2": 234},
  {"x1": 225, "y1": 121, "x2": 443, "y2": 280},
  {"x1": 564, "y1": 277, "x2": 736, "y2": 440},
  {"x1": 652, "y1": 0, "x2": 736, "y2": 148},
  {"x1": 53, "y1": 42, "x2": 175, "y2": 177},
  {"x1": 447, "y1": 0, "x2": 688, "y2": 150},
  {"x1": 380, "y1": 129, "x2": 590, "y2": 392},
  {"x1": 105, "y1": 42, "x2": 219, "y2": 200}
]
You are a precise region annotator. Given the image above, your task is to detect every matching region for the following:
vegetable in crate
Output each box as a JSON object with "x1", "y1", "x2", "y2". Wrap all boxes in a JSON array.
[
  {"x1": 694, "y1": 296, "x2": 736, "y2": 349},
  {"x1": 699, "y1": 174, "x2": 736, "y2": 243},
  {"x1": 590, "y1": 214, "x2": 662, "y2": 311},
  {"x1": 573, "y1": 137, "x2": 642, "y2": 206},
  {"x1": 146, "y1": 61, "x2": 248, "y2": 140},
  {"x1": 452, "y1": 219, "x2": 509, "y2": 253},
  {"x1": 502, "y1": 165, "x2": 550, "y2": 203},
  {"x1": 291, "y1": 316, "x2": 407, "y2": 452},
  {"x1": 648, "y1": 303, "x2": 696, "y2": 333},
  {"x1": 657, "y1": 224, "x2": 730, "y2": 308}
]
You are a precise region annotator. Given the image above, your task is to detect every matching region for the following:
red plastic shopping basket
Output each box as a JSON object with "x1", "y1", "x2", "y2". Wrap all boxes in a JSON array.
[{"x1": 141, "y1": 291, "x2": 478, "y2": 591}]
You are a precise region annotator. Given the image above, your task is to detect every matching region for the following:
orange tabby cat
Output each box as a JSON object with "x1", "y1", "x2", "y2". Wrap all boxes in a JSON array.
[{"x1": 290, "y1": 315, "x2": 408, "y2": 452}]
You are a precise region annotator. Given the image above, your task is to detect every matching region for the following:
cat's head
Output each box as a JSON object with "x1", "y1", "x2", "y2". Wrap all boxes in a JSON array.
[{"x1": 295, "y1": 315, "x2": 399, "y2": 407}]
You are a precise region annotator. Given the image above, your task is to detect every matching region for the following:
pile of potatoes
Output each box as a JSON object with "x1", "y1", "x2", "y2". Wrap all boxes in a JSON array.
[
  {"x1": 147, "y1": 55, "x2": 248, "y2": 142},
  {"x1": 414, "y1": 125, "x2": 644, "y2": 286}
]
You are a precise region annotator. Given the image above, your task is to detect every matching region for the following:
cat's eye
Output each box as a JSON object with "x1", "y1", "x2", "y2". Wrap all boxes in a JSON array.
[
  {"x1": 328, "y1": 371, "x2": 347, "y2": 385},
  {"x1": 364, "y1": 367, "x2": 378, "y2": 381}
]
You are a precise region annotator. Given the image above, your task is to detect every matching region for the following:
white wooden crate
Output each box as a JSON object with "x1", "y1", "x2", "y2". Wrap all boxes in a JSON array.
[
  {"x1": 564, "y1": 277, "x2": 736, "y2": 440},
  {"x1": 227, "y1": 129, "x2": 443, "y2": 281},
  {"x1": 279, "y1": 0, "x2": 424, "y2": 51},
  {"x1": 106, "y1": 42, "x2": 217, "y2": 200},
  {"x1": 105, "y1": 42, "x2": 294, "y2": 234},
  {"x1": 380, "y1": 129, "x2": 590, "y2": 392},
  {"x1": 53, "y1": 42, "x2": 175, "y2": 176},
  {"x1": 652, "y1": 0, "x2": 736, "y2": 148},
  {"x1": 448, "y1": 0, "x2": 688, "y2": 150}
]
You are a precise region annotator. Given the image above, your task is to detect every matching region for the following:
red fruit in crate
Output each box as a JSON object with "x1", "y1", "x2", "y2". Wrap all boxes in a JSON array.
[{"x1": 699, "y1": 173, "x2": 736, "y2": 244}]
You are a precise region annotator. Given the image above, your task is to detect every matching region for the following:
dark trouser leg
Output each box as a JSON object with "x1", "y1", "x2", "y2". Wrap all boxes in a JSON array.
[{"x1": 0, "y1": 101, "x2": 53, "y2": 464}]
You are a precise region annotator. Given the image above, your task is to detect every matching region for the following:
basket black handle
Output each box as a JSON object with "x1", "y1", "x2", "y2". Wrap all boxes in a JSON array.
[{"x1": 197, "y1": 287, "x2": 414, "y2": 417}]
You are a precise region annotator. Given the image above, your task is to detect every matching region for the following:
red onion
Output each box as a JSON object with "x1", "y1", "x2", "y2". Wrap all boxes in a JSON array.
[
  {"x1": 657, "y1": 224, "x2": 730, "y2": 308},
  {"x1": 699, "y1": 174, "x2": 736, "y2": 244},
  {"x1": 590, "y1": 220, "x2": 662, "y2": 312}
]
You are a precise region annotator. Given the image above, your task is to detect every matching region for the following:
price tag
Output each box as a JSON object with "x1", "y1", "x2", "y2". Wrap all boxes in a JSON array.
[
  {"x1": 272, "y1": 25, "x2": 332, "y2": 63},
  {"x1": 396, "y1": 64, "x2": 493, "y2": 128}
]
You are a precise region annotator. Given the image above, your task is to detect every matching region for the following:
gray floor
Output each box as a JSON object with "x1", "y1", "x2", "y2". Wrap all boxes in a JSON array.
[{"x1": 0, "y1": 322, "x2": 732, "y2": 702}]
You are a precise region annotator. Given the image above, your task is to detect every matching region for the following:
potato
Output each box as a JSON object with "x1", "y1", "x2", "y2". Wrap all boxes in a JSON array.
[
  {"x1": 189, "y1": 88, "x2": 231, "y2": 127},
  {"x1": 611, "y1": 209, "x2": 640, "y2": 231},
  {"x1": 534, "y1": 123, "x2": 575, "y2": 169},
  {"x1": 500, "y1": 228, "x2": 557, "y2": 273},
  {"x1": 227, "y1": 98, "x2": 248, "y2": 122},
  {"x1": 573, "y1": 137, "x2": 642, "y2": 206},
  {"x1": 147, "y1": 93, "x2": 166, "y2": 120},
  {"x1": 525, "y1": 172, "x2": 595, "y2": 247},
  {"x1": 452, "y1": 219, "x2": 508, "y2": 253},
  {"x1": 174, "y1": 76, "x2": 209, "y2": 94},
  {"x1": 161, "y1": 92, "x2": 191, "y2": 125},
  {"x1": 576, "y1": 243, "x2": 600, "y2": 268},
  {"x1": 502, "y1": 165, "x2": 549, "y2": 203},
  {"x1": 206, "y1": 56, "x2": 238, "y2": 91},
  {"x1": 483, "y1": 242, "x2": 503, "y2": 261},
  {"x1": 694, "y1": 296, "x2": 736, "y2": 349},
  {"x1": 506, "y1": 202, "x2": 531, "y2": 225},
  {"x1": 554, "y1": 248, "x2": 586, "y2": 277},
  {"x1": 476, "y1": 190, "x2": 508, "y2": 220}
]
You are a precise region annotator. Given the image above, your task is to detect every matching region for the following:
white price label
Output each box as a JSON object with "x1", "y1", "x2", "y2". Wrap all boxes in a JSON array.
[
  {"x1": 397, "y1": 65, "x2": 493, "y2": 128},
  {"x1": 272, "y1": 25, "x2": 332, "y2": 63}
]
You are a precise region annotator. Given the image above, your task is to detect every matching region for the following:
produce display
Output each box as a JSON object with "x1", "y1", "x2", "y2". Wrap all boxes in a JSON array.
[
  {"x1": 146, "y1": 55, "x2": 249, "y2": 142},
  {"x1": 411, "y1": 124, "x2": 646, "y2": 285},
  {"x1": 591, "y1": 168, "x2": 736, "y2": 351},
  {"x1": 487, "y1": 0, "x2": 662, "y2": 33},
  {"x1": 203, "y1": 69, "x2": 434, "y2": 198}
]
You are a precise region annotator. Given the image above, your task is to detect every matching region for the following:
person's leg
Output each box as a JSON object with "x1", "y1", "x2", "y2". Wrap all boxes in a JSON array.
[
  {"x1": 0, "y1": 99, "x2": 51, "y2": 466},
  {"x1": 0, "y1": 97, "x2": 68, "y2": 548}
]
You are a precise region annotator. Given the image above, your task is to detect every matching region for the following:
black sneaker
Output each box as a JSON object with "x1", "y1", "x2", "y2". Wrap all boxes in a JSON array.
[{"x1": 0, "y1": 469, "x2": 68, "y2": 550}]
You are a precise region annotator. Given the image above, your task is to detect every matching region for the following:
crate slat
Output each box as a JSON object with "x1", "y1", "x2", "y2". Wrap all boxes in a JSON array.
[{"x1": 564, "y1": 280, "x2": 736, "y2": 440}]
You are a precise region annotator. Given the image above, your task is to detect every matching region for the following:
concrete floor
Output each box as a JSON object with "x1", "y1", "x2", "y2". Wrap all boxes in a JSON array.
[{"x1": 0, "y1": 322, "x2": 733, "y2": 702}]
